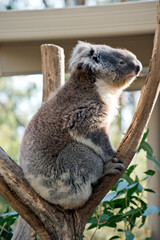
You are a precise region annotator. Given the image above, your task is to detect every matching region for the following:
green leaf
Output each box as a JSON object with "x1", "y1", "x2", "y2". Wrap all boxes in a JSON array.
[
  {"x1": 131, "y1": 196, "x2": 147, "y2": 211},
  {"x1": 99, "y1": 214, "x2": 110, "y2": 222},
  {"x1": 109, "y1": 236, "x2": 120, "y2": 240},
  {"x1": 122, "y1": 174, "x2": 135, "y2": 185},
  {"x1": 105, "y1": 221, "x2": 117, "y2": 228},
  {"x1": 141, "y1": 175, "x2": 151, "y2": 181},
  {"x1": 106, "y1": 214, "x2": 125, "y2": 224},
  {"x1": 118, "y1": 229, "x2": 134, "y2": 240},
  {"x1": 126, "y1": 165, "x2": 137, "y2": 176},
  {"x1": 107, "y1": 198, "x2": 126, "y2": 210},
  {"x1": 139, "y1": 216, "x2": 146, "y2": 228},
  {"x1": 138, "y1": 183, "x2": 143, "y2": 192},
  {"x1": 147, "y1": 155, "x2": 160, "y2": 170},
  {"x1": 112, "y1": 180, "x2": 122, "y2": 191},
  {"x1": 137, "y1": 128, "x2": 149, "y2": 153},
  {"x1": 143, "y1": 205, "x2": 160, "y2": 216},
  {"x1": 0, "y1": 214, "x2": 18, "y2": 226},
  {"x1": 117, "y1": 228, "x2": 123, "y2": 232},
  {"x1": 144, "y1": 188, "x2": 156, "y2": 194},
  {"x1": 130, "y1": 199, "x2": 138, "y2": 207},
  {"x1": 103, "y1": 209, "x2": 114, "y2": 217},
  {"x1": 124, "y1": 208, "x2": 141, "y2": 217},
  {"x1": 127, "y1": 184, "x2": 139, "y2": 198},
  {"x1": 87, "y1": 223, "x2": 97, "y2": 230},
  {"x1": 125, "y1": 231, "x2": 134, "y2": 240},
  {"x1": 126, "y1": 183, "x2": 138, "y2": 189},
  {"x1": 116, "y1": 181, "x2": 129, "y2": 192},
  {"x1": 87, "y1": 217, "x2": 98, "y2": 224},
  {"x1": 141, "y1": 142, "x2": 153, "y2": 156},
  {"x1": 1, "y1": 211, "x2": 18, "y2": 217},
  {"x1": 103, "y1": 192, "x2": 117, "y2": 201},
  {"x1": 144, "y1": 170, "x2": 155, "y2": 176}
]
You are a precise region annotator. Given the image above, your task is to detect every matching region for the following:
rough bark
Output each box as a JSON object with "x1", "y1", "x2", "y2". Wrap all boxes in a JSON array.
[
  {"x1": 0, "y1": 3, "x2": 160, "y2": 239},
  {"x1": 41, "y1": 44, "x2": 65, "y2": 102}
]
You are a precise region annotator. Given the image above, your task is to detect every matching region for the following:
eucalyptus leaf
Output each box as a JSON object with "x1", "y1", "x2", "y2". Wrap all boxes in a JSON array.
[
  {"x1": 126, "y1": 183, "x2": 138, "y2": 190},
  {"x1": 137, "y1": 128, "x2": 149, "y2": 153},
  {"x1": 147, "y1": 155, "x2": 160, "y2": 170},
  {"x1": 87, "y1": 217, "x2": 98, "y2": 224},
  {"x1": 1, "y1": 212, "x2": 18, "y2": 217},
  {"x1": 139, "y1": 216, "x2": 146, "y2": 228},
  {"x1": 140, "y1": 141, "x2": 153, "y2": 156},
  {"x1": 144, "y1": 188, "x2": 156, "y2": 194},
  {"x1": 127, "y1": 184, "x2": 139, "y2": 197},
  {"x1": 122, "y1": 174, "x2": 135, "y2": 185},
  {"x1": 125, "y1": 231, "x2": 134, "y2": 240},
  {"x1": 103, "y1": 192, "x2": 117, "y2": 201},
  {"x1": 143, "y1": 205, "x2": 160, "y2": 216},
  {"x1": 106, "y1": 214, "x2": 125, "y2": 224},
  {"x1": 117, "y1": 229, "x2": 134, "y2": 240},
  {"x1": 138, "y1": 183, "x2": 143, "y2": 192},
  {"x1": 99, "y1": 214, "x2": 110, "y2": 222},
  {"x1": 144, "y1": 170, "x2": 155, "y2": 176},
  {"x1": 87, "y1": 223, "x2": 98, "y2": 230},
  {"x1": 109, "y1": 236, "x2": 120, "y2": 240},
  {"x1": 126, "y1": 165, "x2": 137, "y2": 176},
  {"x1": 141, "y1": 175, "x2": 151, "y2": 181},
  {"x1": 116, "y1": 181, "x2": 129, "y2": 192},
  {"x1": 124, "y1": 208, "x2": 141, "y2": 217}
]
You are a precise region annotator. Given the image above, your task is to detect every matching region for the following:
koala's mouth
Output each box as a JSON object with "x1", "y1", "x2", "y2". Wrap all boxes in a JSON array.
[
  {"x1": 127, "y1": 65, "x2": 142, "y2": 80},
  {"x1": 126, "y1": 73, "x2": 137, "y2": 81}
]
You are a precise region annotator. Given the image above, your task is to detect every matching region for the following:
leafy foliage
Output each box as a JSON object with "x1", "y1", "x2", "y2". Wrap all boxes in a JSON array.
[
  {"x1": 0, "y1": 209, "x2": 18, "y2": 240},
  {"x1": 87, "y1": 129, "x2": 160, "y2": 239}
]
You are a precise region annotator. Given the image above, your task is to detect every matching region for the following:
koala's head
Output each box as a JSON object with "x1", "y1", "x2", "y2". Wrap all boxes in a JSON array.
[{"x1": 69, "y1": 41, "x2": 142, "y2": 89}]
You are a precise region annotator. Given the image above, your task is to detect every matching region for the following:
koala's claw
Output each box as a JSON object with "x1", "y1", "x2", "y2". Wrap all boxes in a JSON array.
[
  {"x1": 112, "y1": 158, "x2": 123, "y2": 164},
  {"x1": 104, "y1": 158, "x2": 125, "y2": 176}
]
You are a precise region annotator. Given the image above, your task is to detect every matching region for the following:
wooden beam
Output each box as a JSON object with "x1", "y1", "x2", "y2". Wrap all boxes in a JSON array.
[
  {"x1": 0, "y1": 34, "x2": 154, "y2": 80},
  {"x1": 0, "y1": 1, "x2": 157, "y2": 43}
]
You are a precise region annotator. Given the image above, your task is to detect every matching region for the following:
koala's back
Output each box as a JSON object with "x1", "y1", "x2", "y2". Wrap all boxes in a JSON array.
[
  {"x1": 20, "y1": 74, "x2": 103, "y2": 167},
  {"x1": 20, "y1": 76, "x2": 105, "y2": 209}
]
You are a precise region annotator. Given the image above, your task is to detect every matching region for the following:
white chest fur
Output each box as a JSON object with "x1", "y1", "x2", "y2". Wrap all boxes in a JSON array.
[{"x1": 95, "y1": 79, "x2": 122, "y2": 127}]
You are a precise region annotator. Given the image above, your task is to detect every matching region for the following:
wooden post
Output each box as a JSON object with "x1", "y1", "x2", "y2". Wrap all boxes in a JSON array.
[{"x1": 41, "y1": 44, "x2": 65, "y2": 102}]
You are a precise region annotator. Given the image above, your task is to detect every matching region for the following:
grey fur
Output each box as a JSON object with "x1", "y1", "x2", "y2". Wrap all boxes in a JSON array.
[{"x1": 20, "y1": 41, "x2": 142, "y2": 209}]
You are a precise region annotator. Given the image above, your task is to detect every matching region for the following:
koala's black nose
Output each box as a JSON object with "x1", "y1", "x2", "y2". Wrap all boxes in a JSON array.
[{"x1": 135, "y1": 65, "x2": 140, "y2": 74}]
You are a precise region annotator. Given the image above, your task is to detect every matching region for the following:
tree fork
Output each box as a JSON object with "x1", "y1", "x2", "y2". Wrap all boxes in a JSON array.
[{"x1": 0, "y1": 2, "x2": 160, "y2": 239}]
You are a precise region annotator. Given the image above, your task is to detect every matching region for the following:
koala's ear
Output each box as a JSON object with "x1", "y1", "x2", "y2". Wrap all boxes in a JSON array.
[
  {"x1": 73, "y1": 41, "x2": 90, "y2": 55},
  {"x1": 69, "y1": 41, "x2": 91, "y2": 73}
]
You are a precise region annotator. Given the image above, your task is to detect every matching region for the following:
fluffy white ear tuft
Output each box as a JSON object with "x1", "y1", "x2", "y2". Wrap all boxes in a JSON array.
[{"x1": 69, "y1": 41, "x2": 92, "y2": 73}]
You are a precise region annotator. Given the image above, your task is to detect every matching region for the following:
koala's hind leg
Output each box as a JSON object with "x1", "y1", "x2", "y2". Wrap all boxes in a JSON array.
[
  {"x1": 103, "y1": 158, "x2": 125, "y2": 176},
  {"x1": 45, "y1": 142, "x2": 104, "y2": 209}
]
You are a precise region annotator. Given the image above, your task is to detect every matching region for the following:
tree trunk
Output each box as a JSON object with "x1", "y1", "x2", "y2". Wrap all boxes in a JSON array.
[{"x1": 0, "y1": 2, "x2": 160, "y2": 239}]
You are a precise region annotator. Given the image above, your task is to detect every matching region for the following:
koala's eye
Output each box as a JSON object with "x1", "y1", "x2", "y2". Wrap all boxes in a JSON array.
[{"x1": 118, "y1": 60, "x2": 126, "y2": 66}]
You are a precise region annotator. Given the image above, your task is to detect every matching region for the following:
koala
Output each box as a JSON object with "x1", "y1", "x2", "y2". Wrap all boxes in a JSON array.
[{"x1": 20, "y1": 41, "x2": 142, "y2": 210}]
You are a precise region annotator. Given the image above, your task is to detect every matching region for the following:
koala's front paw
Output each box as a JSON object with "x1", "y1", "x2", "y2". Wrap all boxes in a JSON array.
[{"x1": 104, "y1": 158, "x2": 125, "y2": 176}]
